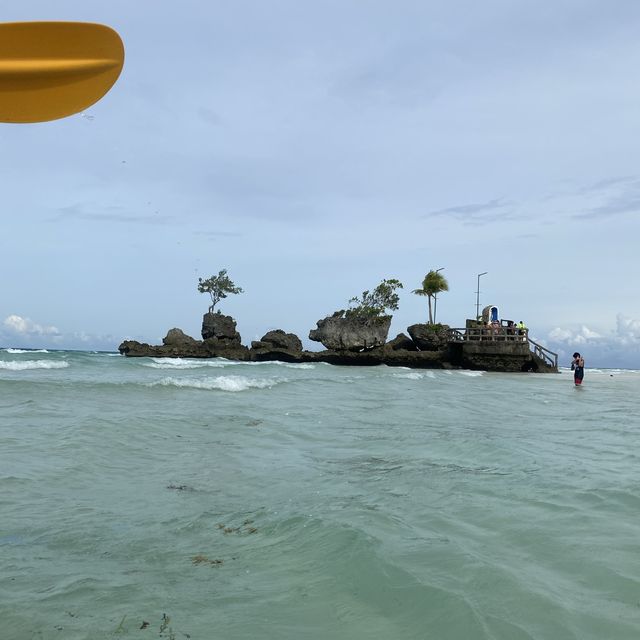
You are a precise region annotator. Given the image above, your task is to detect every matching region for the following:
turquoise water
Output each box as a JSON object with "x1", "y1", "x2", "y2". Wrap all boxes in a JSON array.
[{"x1": 1, "y1": 350, "x2": 639, "y2": 639}]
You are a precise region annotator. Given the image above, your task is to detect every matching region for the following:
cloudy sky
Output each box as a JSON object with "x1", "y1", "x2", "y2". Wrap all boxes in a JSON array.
[{"x1": 2, "y1": 1, "x2": 640, "y2": 368}]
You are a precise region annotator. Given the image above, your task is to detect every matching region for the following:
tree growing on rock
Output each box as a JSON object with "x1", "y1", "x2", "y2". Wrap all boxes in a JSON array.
[
  {"x1": 197, "y1": 269, "x2": 243, "y2": 313},
  {"x1": 343, "y1": 278, "x2": 404, "y2": 319},
  {"x1": 413, "y1": 270, "x2": 449, "y2": 324}
]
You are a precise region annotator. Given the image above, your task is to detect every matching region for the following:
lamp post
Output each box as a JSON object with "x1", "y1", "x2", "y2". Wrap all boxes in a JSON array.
[
  {"x1": 476, "y1": 272, "x2": 487, "y2": 321},
  {"x1": 433, "y1": 267, "x2": 444, "y2": 324}
]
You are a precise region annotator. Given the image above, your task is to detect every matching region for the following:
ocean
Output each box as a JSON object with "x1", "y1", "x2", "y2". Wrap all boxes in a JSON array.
[{"x1": 1, "y1": 349, "x2": 639, "y2": 639}]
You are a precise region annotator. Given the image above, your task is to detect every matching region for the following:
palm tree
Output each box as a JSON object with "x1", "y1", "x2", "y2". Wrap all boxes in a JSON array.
[{"x1": 413, "y1": 270, "x2": 449, "y2": 324}]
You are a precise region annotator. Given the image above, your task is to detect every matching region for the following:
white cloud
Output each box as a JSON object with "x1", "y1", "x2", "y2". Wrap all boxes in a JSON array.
[
  {"x1": 1, "y1": 315, "x2": 118, "y2": 351},
  {"x1": 548, "y1": 327, "x2": 573, "y2": 341},
  {"x1": 548, "y1": 325, "x2": 601, "y2": 344},
  {"x1": 545, "y1": 314, "x2": 640, "y2": 368},
  {"x1": 3, "y1": 315, "x2": 60, "y2": 337},
  {"x1": 615, "y1": 314, "x2": 640, "y2": 343}
]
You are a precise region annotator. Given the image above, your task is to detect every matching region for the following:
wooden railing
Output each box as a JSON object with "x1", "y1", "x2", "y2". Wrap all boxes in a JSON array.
[
  {"x1": 448, "y1": 327, "x2": 526, "y2": 342},
  {"x1": 446, "y1": 327, "x2": 558, "y2": 369},
  {"x1": 528, "y1": 337, "x2": 558, "y2": 369}
]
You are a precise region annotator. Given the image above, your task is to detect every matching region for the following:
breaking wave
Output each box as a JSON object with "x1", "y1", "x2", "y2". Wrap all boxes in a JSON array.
[
  {"x1": 392, "y1": 371, "x2": 436, "y2": 380},
  {"x1": 142, "y1": 358, "x2": 316, "y2": 371},
  {"x1": 142, "y1": 358, "x2": 226, "y2": 370},
  {"x1": 149, "y1": 375, "x2": 287, "y2": 392},
  {"x1": 280, "y1": 363, "x2": 316, "y2": 370},
  {"x1": 5, "y1": 348, "x2": 49, "y2": 354},
  {"x1": 0, "y1": 360, "x2": 69, "y2": 370}
]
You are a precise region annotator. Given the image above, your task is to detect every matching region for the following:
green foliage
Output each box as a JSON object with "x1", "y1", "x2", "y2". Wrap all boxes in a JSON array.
[
  {"x1": 344, "y1": 278, "x2": 403, "y2": 319},
  {"x1": 197, "y1": 269, "x2": 243, "y2": 313},
  {"x1": 413, "y1": 270, "x2": 449, "y2": 324}
]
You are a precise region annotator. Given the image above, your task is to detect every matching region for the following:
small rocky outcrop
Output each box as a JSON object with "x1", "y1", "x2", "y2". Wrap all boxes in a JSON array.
[
  {"x1": 385, "y1": 333, "x2": 418, "y2": 352},
  {"x1": 118, "y1": 317, "x2": 250, "y2": 359},
  {"x1": 309, "y1": 315, "x2": 392, "y2": 351},
  {"x1": 163, "y1": 328, "x2": 200, "y2": 347},
  {"x1": 118, "y1": 339, "x2": 154, "y2": 357},
  {"x1": 407, "y1": 323, "x2": 450, "y2": 351},
  {"x1": 250, "y1": 329, "x2": 304, "y2": 362},
  {"x1": 118, "y1": 336, "x2": 211, "y2": 358},
  {"x1": 251, "y1": 330, "x2": 302, "y2": 352},
  {"x1": 201, "y1": 312, "x2": 241, "y2": 344},
  {"x1": 202, "y1": 339, "x2": 250, "y2": 360}
]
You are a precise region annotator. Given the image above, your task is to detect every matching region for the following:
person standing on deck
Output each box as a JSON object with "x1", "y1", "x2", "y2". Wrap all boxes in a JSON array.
[
  {"x1": 517, "y1": 320, "x2": 527, "y2": 340},
  {"x1": 571, "y1": 352, "x2": 585, "y2": 385}
]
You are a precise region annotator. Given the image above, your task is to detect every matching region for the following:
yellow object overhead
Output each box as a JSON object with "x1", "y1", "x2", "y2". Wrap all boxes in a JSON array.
[{"x1": 0, "y1": 21, "x2": 124, "y2": 123}]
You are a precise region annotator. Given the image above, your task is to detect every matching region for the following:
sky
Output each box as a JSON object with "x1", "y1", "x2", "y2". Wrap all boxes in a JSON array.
[{"x1": 1, "y1": 0, "x2": 640, "y2": 368}]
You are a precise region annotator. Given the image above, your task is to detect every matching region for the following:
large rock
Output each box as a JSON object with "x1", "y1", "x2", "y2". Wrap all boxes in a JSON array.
[
  {"x1": 407, "y1": 323, "x2": 450, "y2": 351},
  {"x1": 309, "y1": 315, "x2": 392, "y2": 351},
  {"x1": 385, "y1": 332, "x2": 418, "y2": 351},
  {"x1": 259, "y1": 329, "x2": 302, "y2": 352},
  {"x1": 250, "y1": 329, "x2": 303, "y2": 363},
  {"x1": 201, "y1": 312, "x2": 241, "y2": 344},
  {"x1": 202, "y1": 338, "x2": 250, "y2": 360},
  {"x1": 118, "y1": 340, "x2": 154, "y2": 357},
  {"x1": 163, "y1": 328, "x2": 200, "y2": 346}
]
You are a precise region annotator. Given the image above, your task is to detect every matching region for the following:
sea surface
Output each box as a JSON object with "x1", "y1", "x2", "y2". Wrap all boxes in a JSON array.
[{"x1": 1, "y1": 349, "x2": 639, "y2": 639}]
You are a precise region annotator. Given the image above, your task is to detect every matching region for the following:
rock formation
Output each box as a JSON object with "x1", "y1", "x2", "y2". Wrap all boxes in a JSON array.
[
  {"x1": 407, "y1": 323, "x2": 450, "y2": 351},
  {"x1": 309, "y1": 315, "x2": 392, "y2": 351},
  {"x1": 118, "y1": 315, "x2": 556, "y2": 372},
  {"x1": 163, "y1": 328, "x2": 199, "y2": 347},
  {"x1": 384, "y1": 332, "x2": 418, "y2": 352},
  {"x1": 251, "y1": 329, "x2": 302, "y2": 353},
  {"x1": 199, "y1": 312, "x2": 248, "y2": 359},
  {"x1": 201, "y1": 312, "x2": 241, "y2": 344},
  {"x1": 250, "y1": 329, "x2": 304, "y2": 362}
]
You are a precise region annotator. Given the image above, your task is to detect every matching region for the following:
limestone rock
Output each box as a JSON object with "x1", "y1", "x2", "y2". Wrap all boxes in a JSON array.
[
  {"x1": 385, "y1": 333, "x2": 418, "y2": 351},
  {"x1": 309, "y1": 315, "x2": 392, "y2": 351},
  {"x1": 258, "y1": 329, "x2": 302, "y2": 352},
  {"x1": 163, "y1": 328, "x2": 199, "y2": 346},
  {"x1": 201, "y1": 312, "x2": 241, "y2": 344},
  {"x1": 118, "y1": 340, "x2": 152, "y2": 356},
  {"x1": 202, "y1": 337, "x2": 249, "y2": 360},
  {"x1": 407, "y1": 323, "x2": 450, "y2": 351}
]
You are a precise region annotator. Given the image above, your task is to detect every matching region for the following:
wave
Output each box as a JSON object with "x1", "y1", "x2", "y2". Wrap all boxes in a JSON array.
[
  {"x1": 588, "y1": 368, "x2": 640, "y2": 375},
  {"x1": 142, "y1": 358, "x2": 316, "y2": 371},
  {"x1": 458, "y1": 370, "x2": 484, "y2": 377},
  {"x1": 5, "y1": 348, "x2": 49, "y2": 354},
  {"x1": 149, "y1": 375, "x2": 287, "y2": 392},
  {"x1": 393, "y1": 371, "x2": 429, "y2": 380},
  {"x1": 142, "y1": 358, "x2": 225, "y2": 370},
  {"x1": 0, "y1": 360, "x2": 69, "y2": 370}
]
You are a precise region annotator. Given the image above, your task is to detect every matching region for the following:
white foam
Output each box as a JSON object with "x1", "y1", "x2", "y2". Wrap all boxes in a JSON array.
[
  {"x1": 142, "y1": 358, "x2": 315, "y2": 371},
  {"x1": 142, "y1": 358, "x2": 222, "y2": 370},
  {"x1": 458, "y1": 370, "x2": 484, "y2": 377},
  {"x1": 281, "y1": 363, "x2": 315, "y2": 370},
  {"x1": 5, "y1": 348, "x2": 49, "y2": 354},
  {"x1": 0, "y1": 360, "x2": 69, "y2": 370},
  {"x1": 393, "y1": 372, "x2": 425, "y2": 380},
  {"x1": 150, "y1": 375, "x2": 286, "y2": 392}
]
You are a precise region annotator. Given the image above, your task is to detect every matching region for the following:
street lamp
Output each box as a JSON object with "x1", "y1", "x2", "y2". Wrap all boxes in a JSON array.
[
  {"x1": 476, "y1": 272, "x2": 488, "y2": 321},
  {"x1": 433, "y1": 267, "x2": 444, "y2": 324}
]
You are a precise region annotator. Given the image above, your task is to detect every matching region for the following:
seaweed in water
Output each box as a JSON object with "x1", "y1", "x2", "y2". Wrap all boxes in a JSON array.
[
  {"x1": 159, "y1": 613, "x2": 176, "y2": 639},
  {"x1": 216, "y1": 519, "x2": 259, "y2": 535},
  {"x1": 192, "y1": 554, "x2": 224, "y2": 566}
]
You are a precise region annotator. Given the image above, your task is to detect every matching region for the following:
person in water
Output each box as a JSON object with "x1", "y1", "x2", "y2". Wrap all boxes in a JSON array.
[{"x1": 571, "y1": 352, "x2": 585, "y2": 385}]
